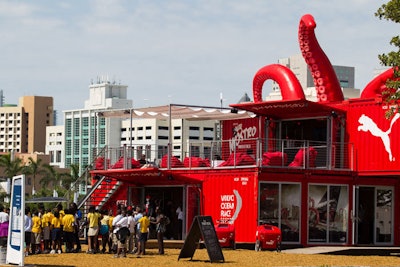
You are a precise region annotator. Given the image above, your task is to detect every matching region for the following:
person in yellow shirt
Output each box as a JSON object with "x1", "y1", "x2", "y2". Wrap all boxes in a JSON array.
[
  {"x1": 50, "y1": 210, "x2": 62, "y2": 254},
  {"x1": 137, "y1": 211, "x2": 150, "y2": 256},
  {"x1": 108, "y1": 210, "x2": 115, "y2": 254},
  {"x1": 42, "y1": 208, "x2": 54, "y2": 253},
  {"x1": 55, "y1": 204, "x2": 65, "y2": 225},
  {"x1": 99, "y1": 209, "x2": 111, "y2": 254},
  {"x1": 87, "y1": 206, "x2": 101, "y2": 254},
  {"x1": 31, "y1": 210, "x2": 42, "y2": 254},
  {"x1": 62, "y1": 208, "x2": 75, "y2": 253}
]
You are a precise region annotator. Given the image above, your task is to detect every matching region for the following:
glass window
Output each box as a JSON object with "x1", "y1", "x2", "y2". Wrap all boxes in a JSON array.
[
  {"x1": 308, "y1": 184, "x2": 348, "y2": 243},
  {"x1": 259, "y1": 182, "x2": 301, "y2": 243}
]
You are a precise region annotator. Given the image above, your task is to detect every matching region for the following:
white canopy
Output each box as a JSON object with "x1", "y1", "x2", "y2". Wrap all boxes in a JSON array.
[{"x1": 98, "y1": 104, "x2": 256, "y2": 121}]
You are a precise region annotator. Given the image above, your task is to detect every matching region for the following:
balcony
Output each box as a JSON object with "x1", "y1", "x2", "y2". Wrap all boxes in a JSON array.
[{"x1": 94, "y1": 138, "x2": 354, "y2": 172}]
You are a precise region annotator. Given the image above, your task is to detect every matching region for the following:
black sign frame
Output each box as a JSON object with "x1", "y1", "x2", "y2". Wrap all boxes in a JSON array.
[{"x1": 178, "y1": 215, "x2": 225, "y2": 263}]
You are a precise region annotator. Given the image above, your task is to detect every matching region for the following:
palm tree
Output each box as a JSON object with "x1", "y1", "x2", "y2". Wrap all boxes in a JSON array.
[
  {"x1": 63, "y1": 164, "x2": 81, "y2": 202},
  {"x1": 0, "y1": 153, "x2": 24, "y2": 179},
  {"x1": 23, "y1": 157, "x2": 46, "y2": 196},
  {"x1": 0, "y1": 153, "x2": 24, "y2": 200},
  {"x1": 41, "y1": 164, "x2": 70, "y2": 196}
]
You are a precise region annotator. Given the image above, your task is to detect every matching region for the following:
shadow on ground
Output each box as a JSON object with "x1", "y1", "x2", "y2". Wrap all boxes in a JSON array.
[{"x1": 322, "y1": 249, "x2": 400, "y2": 256}]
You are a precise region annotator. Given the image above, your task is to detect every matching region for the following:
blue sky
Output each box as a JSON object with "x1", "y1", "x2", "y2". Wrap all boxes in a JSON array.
[{"x1": 0, "y1": 0, "x2": 397, "y2": 115}]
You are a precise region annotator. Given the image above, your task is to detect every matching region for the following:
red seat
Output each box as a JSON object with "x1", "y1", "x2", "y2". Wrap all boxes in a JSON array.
[
  {"x1": 262, "y1": 152, "x2": 287, "y2": 166},
  {"x1": 160, "y1": 155, "x2": 184, "y2": 168},
  {"x1": 183, "y1": 157, "x2": 211, "y2": 167},
  {"x1": 289, "y1": 147, "x2": 317, "y2": 167},
  {"x1": 218, "y1": 152, "x2": 256, "y2": 167}
]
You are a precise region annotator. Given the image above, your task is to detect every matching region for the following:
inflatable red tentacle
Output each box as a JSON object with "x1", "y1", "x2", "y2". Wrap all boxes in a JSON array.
[
  {"x1": 253, "y1": 64, "x2": 305, "y2": 103},
  {"x1": 361, "y1": 68, "x2": 396, "y2": 98},
  {"x1": 299, "y1": 14, "x2": 344, "y2": 103}
]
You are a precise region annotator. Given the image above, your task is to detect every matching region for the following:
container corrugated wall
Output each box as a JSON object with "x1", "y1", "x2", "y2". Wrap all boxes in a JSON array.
[
  {"x1": 347, "y1": 100, "x2": 400, "y2": 172},
  {"x1": 202, "y1": 169, "x2": 258, "y2": 243}
]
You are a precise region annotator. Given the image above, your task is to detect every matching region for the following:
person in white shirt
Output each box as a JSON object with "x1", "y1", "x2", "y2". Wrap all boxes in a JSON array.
[
  {"x1": 176, "y1": 206, "x2": 184, "y2": 240},
  {"x1": 113, "y1": 208, "x2": 129, "y2": 258},
  {"x1": 24, "y1": 208, "x2": 33, "y2": 255},
  {"x1": 127, "y1": 209, "x2": 136, "y2": 254}
]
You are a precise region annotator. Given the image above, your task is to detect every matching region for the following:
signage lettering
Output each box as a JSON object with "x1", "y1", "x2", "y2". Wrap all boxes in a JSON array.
[{"x1": 229, "y1": 123, "x2": 257, "y2": 152}]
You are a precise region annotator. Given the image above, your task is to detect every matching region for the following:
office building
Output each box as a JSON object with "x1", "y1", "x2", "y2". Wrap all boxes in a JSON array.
[
  {"x1": 0, "y1": 96, "x2": 53, "y2": 153},
  {"x1": 267, "y1": 54, "x2": 359, "y2": 100},
  {"x1": 63, "y1": 79, "x2": 132, "y2": 170}
]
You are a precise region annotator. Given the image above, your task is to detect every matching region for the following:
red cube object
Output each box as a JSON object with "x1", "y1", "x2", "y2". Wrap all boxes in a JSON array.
[
  {"x1": 255, "y1": 224, "x2": 281, "y2": 251},
  {"x1": 215, "y1": 222, "x2": 236, "y2": 249}
]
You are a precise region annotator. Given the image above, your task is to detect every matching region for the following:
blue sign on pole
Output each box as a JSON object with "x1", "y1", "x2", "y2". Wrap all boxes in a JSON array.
[{"x1": 6, "y1": 175, "x2": 25, "y2": 266}]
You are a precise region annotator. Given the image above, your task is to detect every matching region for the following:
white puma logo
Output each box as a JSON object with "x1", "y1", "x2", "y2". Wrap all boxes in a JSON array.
[{"x1": 358, "y1": 113, "x2": 400, "y2": 161}]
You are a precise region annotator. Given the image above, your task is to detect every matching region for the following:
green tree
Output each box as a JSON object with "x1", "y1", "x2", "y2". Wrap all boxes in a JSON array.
[
  {"x1": 56, "y1": 164, "x2": 81, "y2": 203},
  {"x1": 40, "y1": 164, "x2": 70, "y2": 196},
  {"x1": 375, "y1": 0, "x2": 400, "y2": 116},
  {"x1": 0, "y1": 153, "x2": 24, "y2": 203},
  {"x1": 23, "y1": 157, "x2": 46, "y2": 196},
  {"x1": 0, "y1": 153, "x2": 24, "y2": 180}
]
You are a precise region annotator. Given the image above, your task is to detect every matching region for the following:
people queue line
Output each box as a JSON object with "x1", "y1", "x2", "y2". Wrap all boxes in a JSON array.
[{"x1": 23, "y1": 203, "x2": 170, "y2": 258}]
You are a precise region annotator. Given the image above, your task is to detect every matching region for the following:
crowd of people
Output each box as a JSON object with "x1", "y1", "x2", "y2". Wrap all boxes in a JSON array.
[
  {"x1": 24, "y1": 203, "x2": 82, "y2": 255},
  {"x1": 23, "y1": 202, "x2": 172, "y2": 258}
]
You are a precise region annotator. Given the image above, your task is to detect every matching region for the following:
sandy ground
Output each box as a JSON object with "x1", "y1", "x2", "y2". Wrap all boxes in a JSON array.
[{"x1": 2, "y1": 245, "x2": 400, "y2": 267}]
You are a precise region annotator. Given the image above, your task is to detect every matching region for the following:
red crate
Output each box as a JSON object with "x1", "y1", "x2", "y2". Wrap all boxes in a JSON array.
[
  {"x1": 255, "y1": 224, "x2": 281, "y2": 251},
  {"x1": 215, "y1": 222, "x2": 236, "y2": 249}
]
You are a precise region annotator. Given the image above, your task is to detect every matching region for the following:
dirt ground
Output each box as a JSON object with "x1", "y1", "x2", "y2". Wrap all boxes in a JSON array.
[{"x1": 4, "y1": 245, "x2": 400, "y2": 267}]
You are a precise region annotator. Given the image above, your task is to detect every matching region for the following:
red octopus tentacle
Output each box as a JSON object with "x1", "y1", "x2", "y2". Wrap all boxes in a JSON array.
[
  {"x1": 361, "y1": 68, "x2": 397, "y2": 99},
  {"x1": 253, "y1": 64, "x2": 305, "y2": 103},
  {"x1": 299, "y1": 14, "x2": 344, "y2": 103}
]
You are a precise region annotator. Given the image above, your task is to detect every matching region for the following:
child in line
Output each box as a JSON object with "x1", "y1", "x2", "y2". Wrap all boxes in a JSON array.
[
  {"x1": 50, "y1": 210, "x2": 62, "y2": 254},
  {"x1": 31, "y1": 210, "x2": 42, "y2": 254},
  {"x1": 137, "y1": 211, "x2": 150, "y2": 256},
  {"x1": 62, "y1": 208, "x2": 75, "y2": 253}
]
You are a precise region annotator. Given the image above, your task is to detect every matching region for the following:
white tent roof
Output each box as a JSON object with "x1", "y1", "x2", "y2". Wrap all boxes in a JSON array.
[{"x1": 98, "y1": 104, "x2": 256, "y2": 121}]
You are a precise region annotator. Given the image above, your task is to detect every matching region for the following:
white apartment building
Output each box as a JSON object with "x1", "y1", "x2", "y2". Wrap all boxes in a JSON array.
[
  {"x1": 267, "y1": 54, "x2": 360, "y2": 100},
  {"x1": 45, "y1": 125, "x2": 64, "y2": 167},
  {"x1": 120, "y1": 118, "x2": 217, "y2": 163},
  {"x1": 62, "y1": 79, "x2": 132, "y2": 170}
]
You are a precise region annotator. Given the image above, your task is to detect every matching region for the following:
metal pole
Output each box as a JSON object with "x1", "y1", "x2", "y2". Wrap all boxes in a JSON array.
[
  {"x1": 168, "y1": 104, "x2": 172, "y2": 169},
  {"x1": 130, "y1": 109, "x2": 133, "y2": 149}
]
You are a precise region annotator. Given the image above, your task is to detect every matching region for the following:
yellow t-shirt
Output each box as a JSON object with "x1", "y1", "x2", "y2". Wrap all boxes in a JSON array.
[
  {"x1": 101, "y1": 215, "x2": 109, "y2": 226},
  {"x1": 32, "y1": 216, "x2": 41, "y2": 233},
  {"x1": 59, "y1": 210, "x2": 65, "y2": 222},
  {"x1": 138, "y1": 216, "x2": 150, "y2": 233},
  {"x1": 42, "y1": 212, "x2": 54, "y2": 227},
  {"x1": 88, "y1": 212, "x2": 101, "y2": 228},
  {"x1": 108, "y1": 216, "x2": 114, "y2": 228},
  {"x1": 62, "y1": 214, "x2": 75, "y2": 232},
  {"x1": 51, "y1": 216, "x2": 62, "y2": 229}
]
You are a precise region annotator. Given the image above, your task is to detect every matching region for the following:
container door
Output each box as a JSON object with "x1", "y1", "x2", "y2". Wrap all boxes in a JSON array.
[
  {"x1": 375, "y1": 187, "x2": 393, "y2": 245},
  {"x1": 355, "y1": 186, "x2": 394, "y2": 245}
]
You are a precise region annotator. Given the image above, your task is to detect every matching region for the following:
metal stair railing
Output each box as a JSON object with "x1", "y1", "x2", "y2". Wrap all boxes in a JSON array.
[
  {"x1": 62, "y1": 146, "x2": 107, "y2": 206},
  {"x1": 77, "y1": 175, "x2": 107, "y2": 210},
  {"x1": 96, "y1": 180, "x2": 122, "y2": 210}
]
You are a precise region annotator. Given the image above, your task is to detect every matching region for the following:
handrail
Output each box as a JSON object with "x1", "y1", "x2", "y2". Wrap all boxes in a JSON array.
[
  {"x1": 77, "y1": 175, "x2": 106, "y2": 210},
  {"x1": 62, "y1": 145, "x2": 107, "y2": 205},
  {"x1": 95, "y1": 138, "x2": 353, "y2": 171}
]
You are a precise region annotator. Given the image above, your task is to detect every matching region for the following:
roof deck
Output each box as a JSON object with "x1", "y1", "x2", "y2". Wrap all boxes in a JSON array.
[{"x1": 93, "y1": 138, "x2": 354, "y2": 172}]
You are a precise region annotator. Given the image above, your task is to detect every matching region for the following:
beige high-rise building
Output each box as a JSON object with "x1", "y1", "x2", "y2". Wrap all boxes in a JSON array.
[{"x1": 0, "y1": 96, "x2": 53, "y2": 153}]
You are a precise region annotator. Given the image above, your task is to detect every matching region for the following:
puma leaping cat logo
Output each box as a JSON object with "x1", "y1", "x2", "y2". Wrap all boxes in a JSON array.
[{"x1": 358, "y1": 113, "x2": 400, "y2": 161}]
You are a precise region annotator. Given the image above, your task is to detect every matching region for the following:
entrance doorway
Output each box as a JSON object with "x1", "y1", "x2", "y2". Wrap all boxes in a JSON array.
[
  {"x1": 355, "y1": 186, "x2": 393, "y2": 245},
  {"x1": 129, "y1": 186, "x2": 184, "y2": 240}
]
